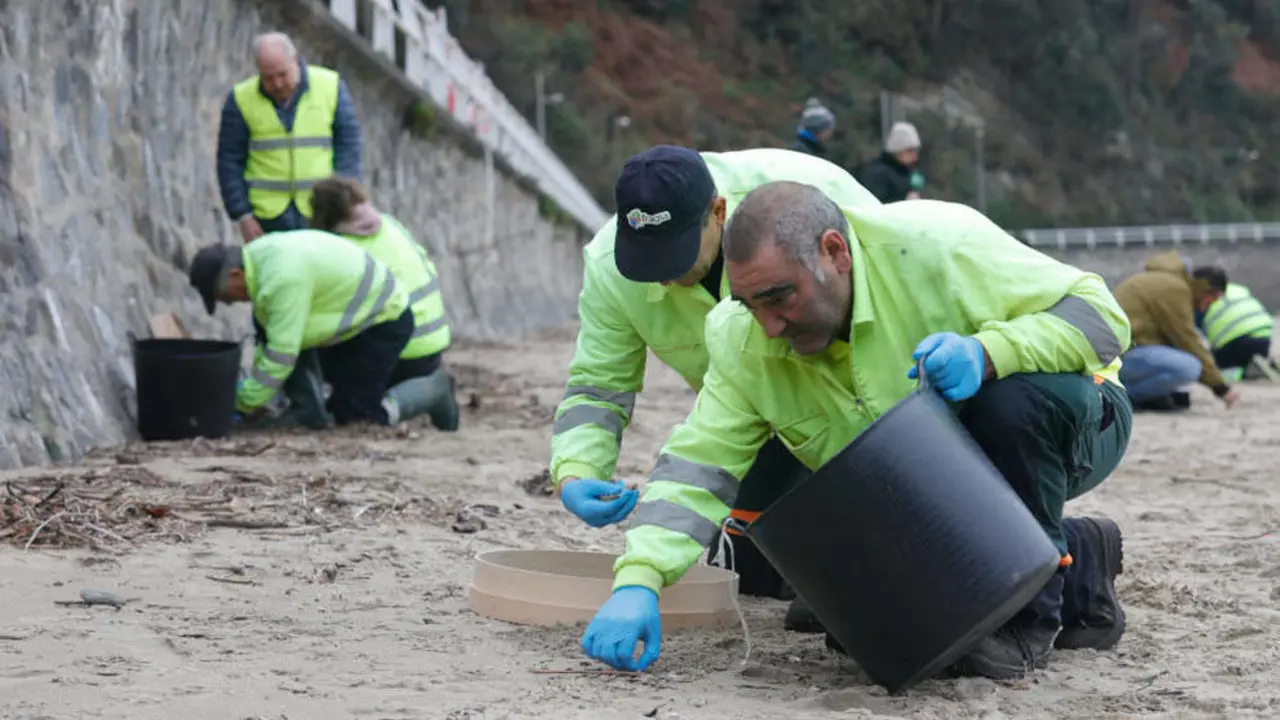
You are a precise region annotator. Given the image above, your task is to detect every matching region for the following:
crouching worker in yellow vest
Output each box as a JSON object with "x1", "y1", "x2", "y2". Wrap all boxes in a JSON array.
[
  {"x1": 1191, "y1": 266, "x2": 1277, "y2": 382},
  {"x1": 550, "y1": 145, "x2": 881, "y2": 633},
  {"x1": 582, "y1": 182, "x2": 1136, "y2": 681},
  {"x1": 308, "y1": 177, "x2": 460, "y2": 431},
  {"x1": 187, "y1": 231, "x2": 413, "y2": 427}
]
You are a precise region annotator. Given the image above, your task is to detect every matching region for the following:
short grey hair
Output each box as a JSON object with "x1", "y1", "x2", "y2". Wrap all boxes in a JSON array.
[
  {"x1": 253, "y1": 32, "x2": 298, "y2": 60},
  {"x1": 723, "y1": 181, "x2": 849, "y2": 281}
]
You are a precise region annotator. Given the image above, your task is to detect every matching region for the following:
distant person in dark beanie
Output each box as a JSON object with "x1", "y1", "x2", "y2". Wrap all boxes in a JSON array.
[
  {"x1": 790, "y1": 97, "x2": 836, "y2": 159},
  {"x1": 857, "y1": 121, "x2": 923, "y2": 204}
]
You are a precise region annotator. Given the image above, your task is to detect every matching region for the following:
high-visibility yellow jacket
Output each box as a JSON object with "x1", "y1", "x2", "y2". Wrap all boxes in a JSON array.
[
  {"x1": 550, "y1": 148, "x2": 882, "y2": 486},
  {"x1": 612, "y1": 199, "x2": 1132, "y2": 594},
  {"x1": 232, "y1": 65, "x2": 340, "y2": 219},
  {"x1": 1202, "y1": 282, "x2": 1272, "y2": 350},
  {"x1": 237, "y1": 230, "x2": 409, "y2": 413},
  {"x1": 338, "y1": 214, "x2": 451, "y2": 360}
]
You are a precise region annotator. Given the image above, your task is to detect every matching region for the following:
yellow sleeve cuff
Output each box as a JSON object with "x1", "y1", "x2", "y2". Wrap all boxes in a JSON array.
[
  {"x1": 551, "y1": 461, "x2": 604, "y2": 487},
  {"x1": 973, "y1": 330, "x2": 1018, "y2": 380},
  {"x1": 613, "y1": 563, "x2": 665, "y2": 595}
]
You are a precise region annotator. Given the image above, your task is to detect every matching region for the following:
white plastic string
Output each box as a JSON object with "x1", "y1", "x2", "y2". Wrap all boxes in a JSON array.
[{"x1": 710, "y1": 516, "x2": 753, "y2": 668}]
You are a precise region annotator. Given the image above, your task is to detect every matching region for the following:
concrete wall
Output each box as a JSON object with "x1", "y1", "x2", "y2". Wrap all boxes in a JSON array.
[
  {"x1": 0, "y1": 0, "x2": 588, "y2": 468},
  {"x1": 1043, "y1": 241, "x2": 1280, "y2": 309}
]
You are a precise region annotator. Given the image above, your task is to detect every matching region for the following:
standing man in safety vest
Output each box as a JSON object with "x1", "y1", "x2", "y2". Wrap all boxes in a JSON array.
[
  {"x1": 187, "y1": 231, "x2": 411, "y2": 427},
  {"x1": 309, "y1": 177, "x2": 461, "y2": 430},
  {"x1": 217, "y1": 32, "x2": 363, "y2": 242},
  {"x1": 580, "y1": 182, "x2": 1134, "y2": 681},
  {"x1": 550, "y1": 145, "x2": 881, "y2": 631},
  {"x1": 1191, "y1": 266, "x2": 1277, "y2": 381}
]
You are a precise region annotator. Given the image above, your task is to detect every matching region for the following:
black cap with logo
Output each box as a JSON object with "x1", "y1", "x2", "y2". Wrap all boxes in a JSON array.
[{"x1": 613, "y1": 145, "x2": 715, "y2": 283}]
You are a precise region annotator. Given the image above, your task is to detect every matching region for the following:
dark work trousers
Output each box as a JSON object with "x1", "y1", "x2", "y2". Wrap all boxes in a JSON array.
[
  {"x1": 390, "y1": 350, "x2": 443, "y2": 386},
  {"x1": 254, "y1": 309, "x2": 413, "y2": 426},
  {"x1": 958, "y1": 373, "x2": 1133, "y2": 632},
  {"x1": 705, "y1": 435, "x2": 811, "y2": 599},
  {"x1": 256, "y1": 203, "x2": 308, "y2": 233},
  {"x1": 1213, "y1": 335, "x2": 1271, "y2": 371},
  {"x1": 316, "y1": 308, "x2": 414, "y2": 425}
]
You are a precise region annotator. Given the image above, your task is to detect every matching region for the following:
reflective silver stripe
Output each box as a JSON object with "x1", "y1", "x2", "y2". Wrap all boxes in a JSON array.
[
  {"x1": 630, "y1": 499, "x2": 720, "y2": 547},
  {"x1": 1209, "y1": 311, "x2": 1270, "y2": 348},
  {"x1": 262, "y1": 348, "x2": 298, "y2": 366},
  {"x1": 412, "y1": 315, "x2": 448, "y2": 338},
  {"x1": 324, "y1": 255, "x2": 377, "y2": 346},
  {"x1": 552, "y1": 404, "x2": 624, "y2": 438},
  {"x1": 1046, "y1": 296, "x2": 1123, "y2": 364},
  {"x1": 318, "y1": 258, "x2": 399, "y2": 347},
  {"x1": 246, "y1": 178, "x2": 322, "y2": 191},
  {"x1": 409, "y1": 277, "x2": 440, "y2": 305},
  {"x1": 250, "y1": 367, "x2": 286, "y2": 390},
  {"x1": 249, "y1": 136, "x2": 333, "y2": 151},
  {"x1": 650, "y1": 453, "x2": 738, "y2": 508},
  {"x1": 562, "y1": 385, "x2": 636, "y2": 417},
  {"x1": 338, "y1": 268, "x2": 399, "y2": 342}
]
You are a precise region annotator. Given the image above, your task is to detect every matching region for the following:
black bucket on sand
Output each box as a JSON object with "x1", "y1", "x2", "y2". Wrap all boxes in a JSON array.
[
  {"x1": 131, "y1": 335, "x2": 241, "y2": 441},
  {"x1": 745, "y1": 360, "x2": 1060, "y2": 693}
]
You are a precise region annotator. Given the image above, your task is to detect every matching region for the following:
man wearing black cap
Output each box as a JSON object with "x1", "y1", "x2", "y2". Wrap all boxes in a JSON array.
[
  {"x1": 188, "y1": 230, "x2": 412, "y2": 427},
  {"x1": 549, "y1": 145, "x2": 880, "y2": 630}
]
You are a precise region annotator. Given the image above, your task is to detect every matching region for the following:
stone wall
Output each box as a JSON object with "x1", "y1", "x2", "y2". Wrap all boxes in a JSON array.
[
  {"x1": 0, "y1": 0, "x2": 587, "y2": 468},
  {"x1": 1042, "y1": 241, "x2": 1280, "y2": 310}
]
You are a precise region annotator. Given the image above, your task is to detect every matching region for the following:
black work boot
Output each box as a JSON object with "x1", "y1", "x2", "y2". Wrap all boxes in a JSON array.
[
  {"x1": 944, "y1": 625, "x2": 1033, "y2": 680},
  {"x1": 784, "y1": 596, "x2": 826, "y2": 634},
  {"x1": 279, "y1": 352, "x2": 333, "y2": 430},
  {"x1": 946, "y1": 572, "x2": 1063, "y2": 679},
  {"x1": 1056, "y1": 516, "x2": 1125, "y2": 650}
]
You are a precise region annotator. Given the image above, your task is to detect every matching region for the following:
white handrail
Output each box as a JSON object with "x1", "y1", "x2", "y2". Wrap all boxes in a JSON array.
[
  {"x1": 1019, "y1": 222, "x2": 1280, "y2": 250},
  {"x1": 324, "y1": 0, "x2": 609, "y2": 231}
]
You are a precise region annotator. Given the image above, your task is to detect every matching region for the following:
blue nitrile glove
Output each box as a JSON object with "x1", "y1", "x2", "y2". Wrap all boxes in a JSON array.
[
  {"x1": 907, "y1": 332, "x2": 987, "y2": 402},
  {"x1": 581, "y1": 586, "x2": 662, "y2": 672},
  {"x1": 560, "y1": 479, "x2": 639, "y2": 528}
]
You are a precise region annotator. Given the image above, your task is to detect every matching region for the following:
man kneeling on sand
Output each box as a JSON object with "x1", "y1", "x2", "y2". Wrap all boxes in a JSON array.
[{"x1": 579, "y1": 182, "x2": 1131, "y2": 680}]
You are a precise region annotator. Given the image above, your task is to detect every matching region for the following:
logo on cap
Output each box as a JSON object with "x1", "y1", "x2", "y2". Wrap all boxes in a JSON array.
[{"x1": 625, "y1": 208, "x2": 672, "y2": 230}]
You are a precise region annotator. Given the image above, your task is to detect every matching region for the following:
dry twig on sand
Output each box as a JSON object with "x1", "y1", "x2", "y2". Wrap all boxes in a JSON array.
[{"x1": 1, "y1": 458, "x2": 478, "y2": 553}]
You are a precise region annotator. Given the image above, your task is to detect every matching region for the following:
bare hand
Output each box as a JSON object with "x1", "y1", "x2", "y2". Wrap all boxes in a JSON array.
[
  {"x1": 238, "y1": 215, "x2": 264, "y2": 243},
  {"x1": 1222, "y1": 388, "x2": 1241, "y2": 409}
]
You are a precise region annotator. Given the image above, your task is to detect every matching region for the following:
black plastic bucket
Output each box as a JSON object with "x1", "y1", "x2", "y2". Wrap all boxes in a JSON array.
[
  {"x1": 745, "y1": 361, "x2": 1061, "y2": 693},
  {"x1": 131, "y1": 335, "x2": 242, "y2": 442}
]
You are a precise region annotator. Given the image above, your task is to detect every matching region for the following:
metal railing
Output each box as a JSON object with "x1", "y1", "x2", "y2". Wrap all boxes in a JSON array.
[
  {"x1": 1018, "y1": 222, "x2": 1280, "y2": 250},
  {"x1": 324, "y1": 0, "x2": 609, "y2": 231}
]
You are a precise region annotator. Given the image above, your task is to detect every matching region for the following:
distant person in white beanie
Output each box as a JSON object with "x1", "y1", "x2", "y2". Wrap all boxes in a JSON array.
[
  {"x1": 857, "y1": 121, "x2": 924, "y2": 203},
  {"x1": 790, "y1": 97, "x2": 836, "y2": 159}
]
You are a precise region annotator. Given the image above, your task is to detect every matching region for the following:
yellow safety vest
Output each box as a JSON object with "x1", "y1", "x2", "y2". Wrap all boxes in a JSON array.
[
  {"x1": 343, "y1": 214, "x2": 452, "y2": 360},
  {"x1": 237, "y1": 230, "x2": 409, "y2": 413},
  {"x1": 233, "y1": 65, "x2": 340, "y2": 220},
  {"x1": 1203, "y1": 282, "x2": 1273, "y2": 350}
]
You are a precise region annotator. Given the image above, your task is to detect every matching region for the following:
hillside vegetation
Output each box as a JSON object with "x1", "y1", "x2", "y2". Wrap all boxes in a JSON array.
[{"x1": 431, "y1": 0, "x2": 1280, "y2": 228}]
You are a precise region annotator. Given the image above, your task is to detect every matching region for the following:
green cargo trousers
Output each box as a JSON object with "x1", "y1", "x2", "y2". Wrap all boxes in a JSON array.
[{"x1": 957, "y1": 372, "x2": 1134, "y2": 556}]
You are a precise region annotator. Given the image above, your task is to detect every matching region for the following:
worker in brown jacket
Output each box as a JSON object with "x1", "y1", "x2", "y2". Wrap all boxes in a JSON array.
[{"x1": 1112, "y1": 251, "x2": 1240, "y2": 410}]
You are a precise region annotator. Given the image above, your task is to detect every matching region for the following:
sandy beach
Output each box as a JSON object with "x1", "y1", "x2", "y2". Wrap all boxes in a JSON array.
[{"x1": 2, "y1": 327, "x2": 1279, "y2": 720}]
